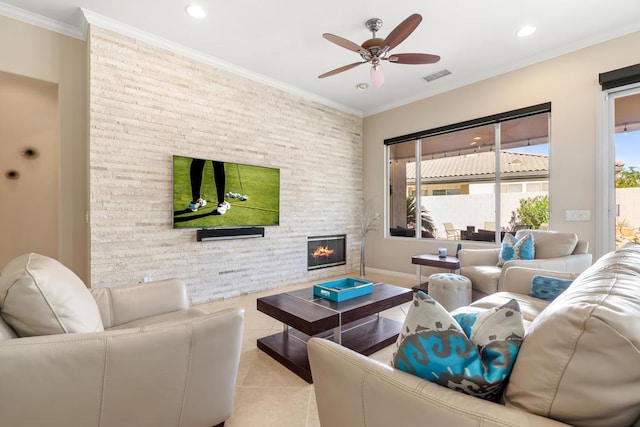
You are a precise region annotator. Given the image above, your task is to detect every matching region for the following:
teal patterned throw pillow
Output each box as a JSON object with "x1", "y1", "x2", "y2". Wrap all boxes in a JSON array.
[
  {"x1": 392, "y1": 292, "x2": 524, "y2": 401},
  {"x1": 529, "y1": 275, "x2": 573, "y2": 301},
  {"x1": 497, "y1": 232, "x2": 535, "y2": 266}
]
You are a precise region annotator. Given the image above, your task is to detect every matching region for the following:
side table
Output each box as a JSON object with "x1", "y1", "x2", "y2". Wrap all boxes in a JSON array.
[{"x1": 411, "y1": 254, "x2": 460, "y2": 290}]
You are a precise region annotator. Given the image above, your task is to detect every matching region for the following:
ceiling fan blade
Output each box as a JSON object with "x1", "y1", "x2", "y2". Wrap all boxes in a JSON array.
[
  {"x1": 318, "y1": 62, "x2": 365, "y2": 79},
  {"x1": 322, "y1": 33, "x2": 364, "y2": 53},
  {"x1": 382, "y1": 14, "x2": 422, "y2": 51},
  {"x1": 386, "y1": 53, "x2": 441, "y2": 64}
]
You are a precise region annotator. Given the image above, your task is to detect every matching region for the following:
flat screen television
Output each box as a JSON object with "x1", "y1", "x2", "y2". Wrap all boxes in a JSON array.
[{"x1": 173, "y1": 155, "x2": 280, "y2": 228}]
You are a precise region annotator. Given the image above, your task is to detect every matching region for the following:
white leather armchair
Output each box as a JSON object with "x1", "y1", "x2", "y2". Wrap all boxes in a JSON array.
[
  {"x1": 0, "y1": 253, "x2": 243, "y2": 427},
  {"x1": 458, "y1": 230, "x2": 592, "y2": 300}
]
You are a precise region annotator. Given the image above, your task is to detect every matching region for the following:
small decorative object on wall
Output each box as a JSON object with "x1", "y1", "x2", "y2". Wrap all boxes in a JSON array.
[
  {"x1": 5, "y1": 170, "x2": 20, "y2": 180},
  {"x1": 21, "y1": 147, "x2": 39, "y2": 159},
  {"x1": 360, "y1": 199, "x2": 381, "y2": 277}
]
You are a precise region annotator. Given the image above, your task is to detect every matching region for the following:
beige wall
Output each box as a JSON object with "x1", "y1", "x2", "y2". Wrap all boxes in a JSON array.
[
  {"x1": 363, "y1": 31, "x2": 640, "y2": 276},
  {"x1": 88, "y1": 27, "x2": 363, "y2": 303},
  {"x1": 0, "y1": 15, "x2": 88, "y2": 281}
]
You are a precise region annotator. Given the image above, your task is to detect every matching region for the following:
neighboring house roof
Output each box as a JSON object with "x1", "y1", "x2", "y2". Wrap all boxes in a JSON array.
[{"x1": 405, "y1": 151, "x2": 548, "y2": 183}]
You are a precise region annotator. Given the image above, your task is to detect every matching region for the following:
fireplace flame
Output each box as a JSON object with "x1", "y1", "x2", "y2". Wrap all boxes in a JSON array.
[{"x1": 312, "y1": 246, "x2": 334, "y2": 258}]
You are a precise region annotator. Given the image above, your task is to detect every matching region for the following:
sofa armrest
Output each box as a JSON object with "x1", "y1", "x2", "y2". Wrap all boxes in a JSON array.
[
  {"x1": 90, "y1": 279, "x2": 189, "y2": 328},
  {"x1": 0, "y1": 307, "x2": 244, "y2": 427},
  {"x1": 500, "y1": 267, "x2": 581, "y2": 295},
  {"x1": 497, "y1": 254, "x2": 592, "y2": 293},
  {"x1": 308, "y1": 338, "x2": 569, "y2": 427},
  {"x1": 573, "y1": 240, "x2": 589, "y2": 254},
  {"x1": 458, "y1": 248, "x2": 500, "y2": 267}
]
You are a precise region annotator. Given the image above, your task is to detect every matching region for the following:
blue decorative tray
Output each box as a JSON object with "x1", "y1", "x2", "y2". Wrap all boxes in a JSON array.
[{"x1": 313, "y1": 278, "x2": 374, "y2": 302}]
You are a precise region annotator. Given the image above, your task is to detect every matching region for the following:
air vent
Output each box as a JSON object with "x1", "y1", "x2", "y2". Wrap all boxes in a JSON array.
[{"x1": 423, "y1": 69, "x2": 451, "y2": 82}]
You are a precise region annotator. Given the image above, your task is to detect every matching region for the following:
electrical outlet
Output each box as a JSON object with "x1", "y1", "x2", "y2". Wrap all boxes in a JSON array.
[{"x1": 565, "y1": 209, "x2": 591, "y2": 221}]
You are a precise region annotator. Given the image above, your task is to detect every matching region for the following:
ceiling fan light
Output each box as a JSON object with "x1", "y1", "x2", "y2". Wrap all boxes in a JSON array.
[
  {"x1": 370, "y1": 65, "x2": 384, "y2": 88},
  {"x1": 185, "y1": 4, "x2": 206, "y2": 19}
]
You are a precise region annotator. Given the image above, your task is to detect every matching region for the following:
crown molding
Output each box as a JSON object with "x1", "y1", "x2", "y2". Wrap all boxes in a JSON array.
[
  {"x1": 0, "y1": 2, "x2": 86, "y2": 40},
  {"x1": 81, "y1": 9, "x2": 363, "y2": 118}
]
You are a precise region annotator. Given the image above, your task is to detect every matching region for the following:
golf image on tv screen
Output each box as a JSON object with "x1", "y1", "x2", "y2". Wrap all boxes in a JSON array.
[{"x1": 173, "y1": 155, "x2": 280, "y2": 228}]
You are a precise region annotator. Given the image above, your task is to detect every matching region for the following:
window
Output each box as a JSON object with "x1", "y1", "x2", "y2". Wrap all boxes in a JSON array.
[
  {"x1": 433, "y1": 188, "x2": 461, "y2": 196},
  {"x1": 501, "y1": 183, "x2": 523, "y2": 193},
  {"x1": 386, "y1": 104, "x2": 550, "y2": 241}
]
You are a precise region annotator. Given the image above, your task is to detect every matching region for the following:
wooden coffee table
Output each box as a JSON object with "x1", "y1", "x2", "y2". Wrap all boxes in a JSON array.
[{"x1": 256, "y1": 282, "x2": 412, "y2": 383}]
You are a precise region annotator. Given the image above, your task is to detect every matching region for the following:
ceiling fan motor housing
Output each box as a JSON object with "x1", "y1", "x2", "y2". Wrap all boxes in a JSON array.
[
  {"x1": 361, "y1": 38, "x2": 385, "y2": 50},
  {"x1": 363, "y1": 18, "x2": 385, "y2": 53}
]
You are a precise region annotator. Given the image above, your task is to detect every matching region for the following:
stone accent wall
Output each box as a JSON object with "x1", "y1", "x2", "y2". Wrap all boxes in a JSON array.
[{"x1": 88, "y1": 27, "x2": 363, "y2": 303}]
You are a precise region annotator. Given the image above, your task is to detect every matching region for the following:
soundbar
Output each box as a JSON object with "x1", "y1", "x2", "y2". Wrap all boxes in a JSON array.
[{"x1": 197, "y1": 227, "x2": 265, "y2": 241}]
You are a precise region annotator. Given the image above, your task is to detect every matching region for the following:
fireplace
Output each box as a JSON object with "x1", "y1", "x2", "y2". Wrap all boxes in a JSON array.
[{"x1": 307, "y1": 235, "x2": 346, "y2": 271}]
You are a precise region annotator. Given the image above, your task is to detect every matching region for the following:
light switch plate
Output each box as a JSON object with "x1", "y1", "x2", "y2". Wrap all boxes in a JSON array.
[{"x1": 565, "y1": 209, "x2": 591, "y2": 221}]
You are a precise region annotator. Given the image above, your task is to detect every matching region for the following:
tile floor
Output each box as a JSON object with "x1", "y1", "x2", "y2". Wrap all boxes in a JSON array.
[{"x1": 197, "y1": 272, "x2": 414, "y2": 427}]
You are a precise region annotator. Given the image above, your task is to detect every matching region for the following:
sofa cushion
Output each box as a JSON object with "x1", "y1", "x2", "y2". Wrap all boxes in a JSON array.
[
  {"x1": 466, "y1": 291, "x2": 549, "y2": 325},
  {"x1": 505, "y1": 244, "x2": 640, "y2": 427},
  {"x1": 461, "y1": 265, "x2": 501, "y2": 296},
  {"x1": 529, "y1": 275, "x2": 573, "y2": 301},
  {"x1": 515, "y1": 230, "x2": 578, "y2": 259},
  {"x1": 497, "y1": 233, "x2": 534, "y2": 267},
  {"x1": 0, "y1": 316, "x2": 17, "y2": 340},
  {"x1": 392, "y1": 291, "x2": 524, "y2": 402},
  {"x1": 0, "y1": 253, "x2": 104, "y2": 337}
]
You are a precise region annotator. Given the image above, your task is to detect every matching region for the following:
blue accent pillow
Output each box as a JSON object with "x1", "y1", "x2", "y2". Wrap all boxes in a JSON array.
[
  {"x1": 497, "y1": 232, "x2": 535, "y2": 267},
  {"x1": 392, "y1": 292, "x2": 524, "y2": 401},
  {"x1": 529, "y1": 275, "x2": 574, "y2": 301}
]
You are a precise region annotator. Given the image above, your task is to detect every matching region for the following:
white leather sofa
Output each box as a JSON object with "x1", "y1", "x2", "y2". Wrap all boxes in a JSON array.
[
  {"x1": 0, "y1": 253, "x2": 244, "y2": 427},
  {"x1": 309, "y1": 244, "x2": 640, "y2": 427},
  {"x1": 458, "y1": 229, "x2": 592, "y2": 300}
]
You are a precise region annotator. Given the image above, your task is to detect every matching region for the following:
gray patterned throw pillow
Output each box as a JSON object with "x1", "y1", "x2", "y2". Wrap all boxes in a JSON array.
[{"x1": 392, "y1": 291, "x2": 525, "y2": 401}]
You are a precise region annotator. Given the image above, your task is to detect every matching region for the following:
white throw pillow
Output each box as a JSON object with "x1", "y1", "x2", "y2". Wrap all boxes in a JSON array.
[{"x1": 0, "y1": 253, "x2": 104, "y2": 337}]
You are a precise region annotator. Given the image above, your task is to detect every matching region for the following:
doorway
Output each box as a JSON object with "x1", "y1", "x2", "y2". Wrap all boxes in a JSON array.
[{"x1": 0, "y1": 71, "x2": 59, "y2": 267}]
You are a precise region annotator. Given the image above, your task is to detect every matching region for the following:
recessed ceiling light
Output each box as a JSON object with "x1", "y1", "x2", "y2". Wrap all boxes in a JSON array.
[
  {"x1": 517, "y1": 25, "x2": 536, "y2": 38},
  {"x1": 356, "y1": 83, "x2": 369, "y2": 91},
  {"x1": 185, "y1": 4, "x2": 206, "y2": 19}
]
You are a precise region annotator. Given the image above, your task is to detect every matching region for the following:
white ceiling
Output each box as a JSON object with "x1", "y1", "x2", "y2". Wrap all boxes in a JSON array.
[{"x1": 2, "y1": 0, "x2": 640, "y2": 116}]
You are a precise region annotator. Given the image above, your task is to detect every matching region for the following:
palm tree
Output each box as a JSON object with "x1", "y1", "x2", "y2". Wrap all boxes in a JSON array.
[{"x1": 406, "y1": 195, "x2": 436, "y2": 235}]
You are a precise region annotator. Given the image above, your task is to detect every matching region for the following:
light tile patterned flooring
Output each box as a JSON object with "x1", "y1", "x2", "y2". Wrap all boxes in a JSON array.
[{"x1": 197, "y1": 272, "x2": 414, "y2": 427}]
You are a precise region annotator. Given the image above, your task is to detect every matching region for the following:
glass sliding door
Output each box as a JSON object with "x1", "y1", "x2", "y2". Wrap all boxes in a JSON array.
[
  {"x1": 597, "y1": 66, "x2": 640, "y2": 257},
  {"x1": 613, "y1": 90, "x2": 640, "y2": 248}
]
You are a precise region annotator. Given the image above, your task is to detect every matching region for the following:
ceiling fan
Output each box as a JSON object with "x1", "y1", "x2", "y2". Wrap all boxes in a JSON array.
[{"x1": 318, "y1": 14, "x2": 441, "y2": 88}]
